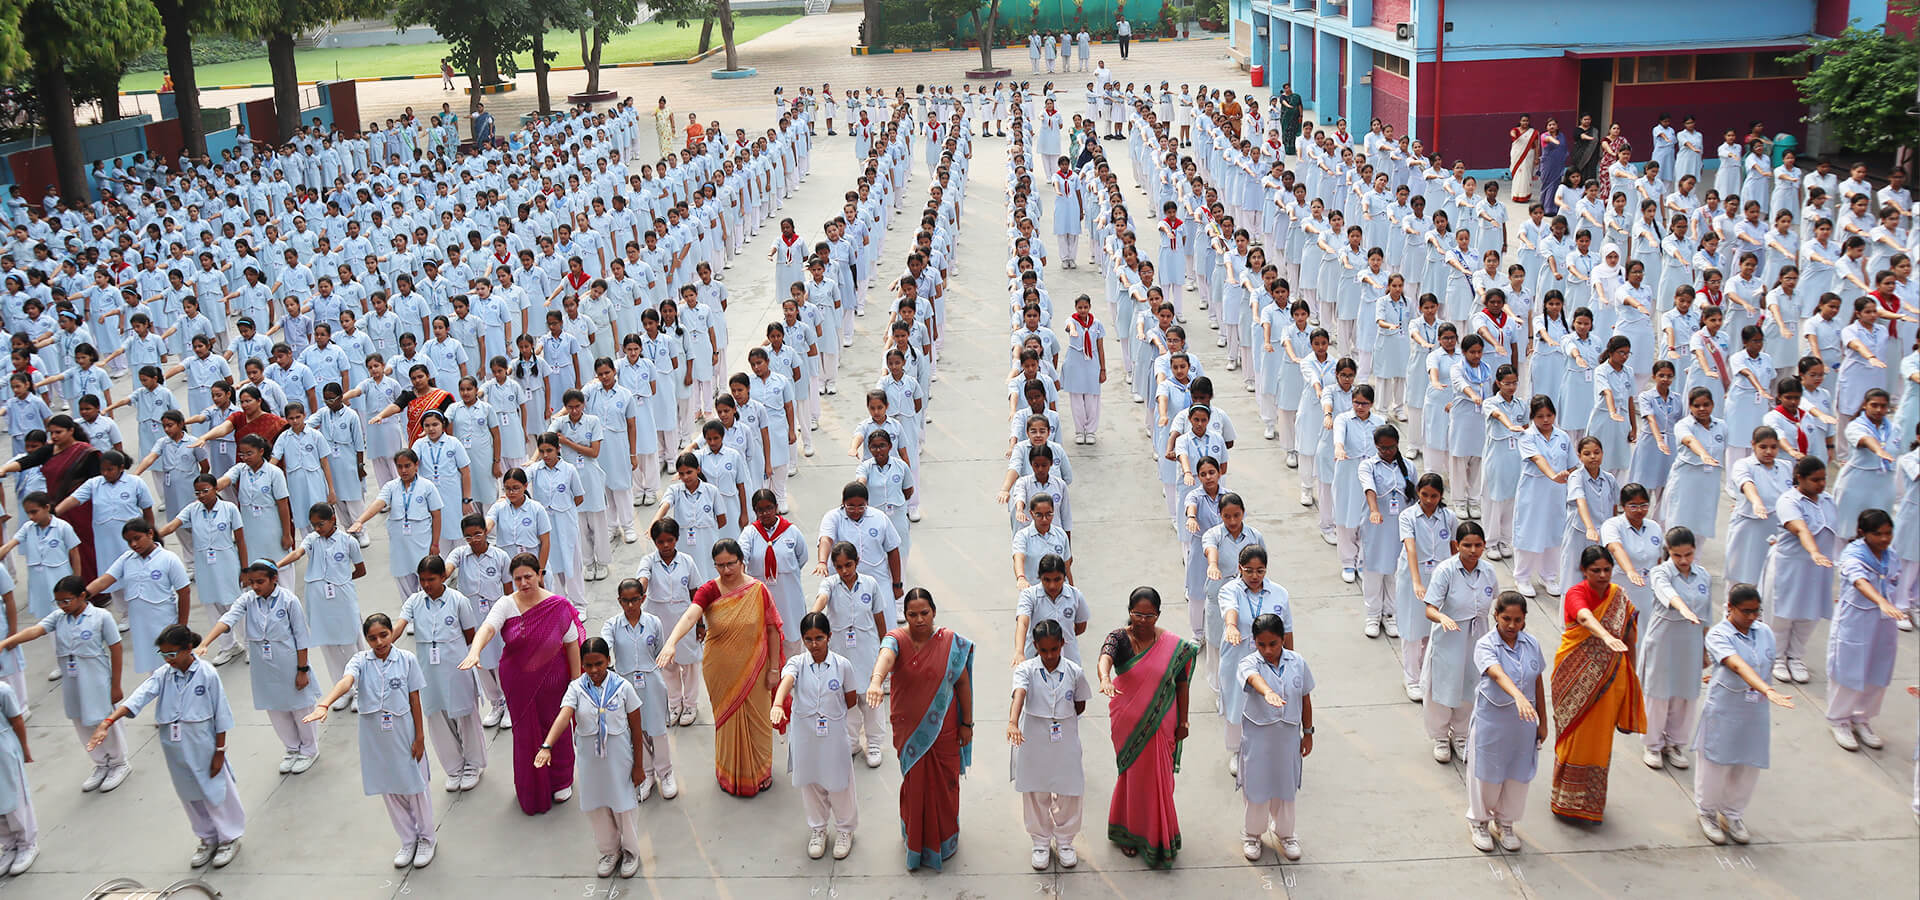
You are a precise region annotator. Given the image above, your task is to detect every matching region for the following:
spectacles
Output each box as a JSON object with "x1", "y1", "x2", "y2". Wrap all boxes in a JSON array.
[
  {"x1": 618, "y1": 596, "x2": 644, "y2": 603},
  {"x1": 1128, "y1": 610, "x2": 1159, "y2": 620},
  {"x1": 160, "y1": 649, "x2": 181, "y2": 659},
  {"x1": 714, "y1": 558, "x2": 742, "y2": 571}
]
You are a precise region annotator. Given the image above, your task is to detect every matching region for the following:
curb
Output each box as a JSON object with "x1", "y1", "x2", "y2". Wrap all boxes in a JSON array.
[{"x1": 121, "y1": 46, "x2": 727, "y2": 96}]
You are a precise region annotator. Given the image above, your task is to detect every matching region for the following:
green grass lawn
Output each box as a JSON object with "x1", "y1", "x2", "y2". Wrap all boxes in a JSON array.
[{"x1": 120, "y1": 15, "x2": 799, "y2": 91}]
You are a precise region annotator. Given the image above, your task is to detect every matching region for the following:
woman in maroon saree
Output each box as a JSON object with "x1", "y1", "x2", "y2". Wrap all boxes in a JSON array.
[
  {"x1": 0, "y1": 415, "x2": 102, "y2": 579},
  {"x1": 460, "y1": 552, "x2": 583, "y2": 814}
]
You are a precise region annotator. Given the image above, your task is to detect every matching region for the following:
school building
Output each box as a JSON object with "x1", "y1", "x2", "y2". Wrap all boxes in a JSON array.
[{"x1": 1226, "y1": 0, "x2": 1913, "y2": 175}]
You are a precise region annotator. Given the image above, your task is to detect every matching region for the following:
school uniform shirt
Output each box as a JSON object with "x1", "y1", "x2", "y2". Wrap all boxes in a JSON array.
[
  {"x1": 1469, "y1": 630, "x2": 1545, "y2": 784},
  {"x1": 600, "y1": 613, "x2": 670, "y2": 734},
  {"x1": 1010, "y1": 656, "x2": 1091, "y2": 795},
  {"x1": 398, "y1": 588, "x2": 481, "y2": 716},
  {"x1": 297, "y1": 529, "x2": 364, "y2": 647},
  {"x1": 780, "y1": 652, "x2": 856, "y2": 792},
  {"x1": 38, "y1": 604, "x2": 119, "y2": 723},
  {"x1": 72, "y1": 473, "x2": 155, "y2": 534},
  {"x1": 1011, "y1": 523, "x2": 1071, "y2": 584},
  {"x1": 1235, "y1": 649, "x2": 1314, "y2": 804},
  {"x1": 1696, "y1": 620, "x2": 1778, "y2": 768},
  {"x1": 107, "y1": 545, "x2": 191, "y2": 672},
  {"x1": 1422, "y1": 556, "x2": 1498, "y2": 709},
  {"x1": 344, "y1": 647, "x2": 430, "y2": 797},
  {"x1": 562, "y1": 673, "x2": 645, "y2": 812},
  {"x1": 818, "y1": 507, "x2": 902, "y2": 584},
  {"x1": 218, "y1": 585, "x2": 321, "y2": 712},
  {"x1": 637, "y1": 550, "x2": 702, "y2": 662},
  {"x1": 1831, "y1": 539, "x2": 1900, "y2": 691},
  {"x1": 857, "y1": 455, "x2": 915, "y2": 514},
  {"x1": 1356, "y1": 456, "x2": 1413, "y2": 571},
  {"x1": 486, "y1": 497, "x2": 552, "y2": 560},
  {"x1": 121, "y1": 657, "x2": 237, "y2": 804},
  {"x1": 18, "y1": 516, "x2": 81, "y2": 608},
  {"x1": 1016, "y1": 583, "x2": 1091, "y2": 662},
  {"x1": 377, "y1": 476, "x2": 444, "y2": 578},
  {"x1": 1769, "y1": 488, "x2": 1839, "y2": 620}
]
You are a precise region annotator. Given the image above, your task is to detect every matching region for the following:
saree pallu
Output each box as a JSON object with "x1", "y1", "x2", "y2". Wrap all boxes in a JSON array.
[
  {"x1": 1549, "y1": 585, "x2": 1647, "y2": 822},
  {"x1": 500, "y1": 594, "x2": 583, "y2": 814},
  {"x1": 42, "y1": 442, "x2": 99, "y2": 581},
  {"x1": 405, "y1": 389, "x2": 452, "y2": 445},
  {"x1": 1107, "y1": 631, "x2": 1199, "y2": 869},
  {"x1": 705, "y1": 579, "x2": 781, "y2": 797},
  {"x1": 1509, "y1": 128, "x2": 1540, "y2": 202},
  {"x1": 888, "y1": 627, "x2": 973, "y2": 871}
]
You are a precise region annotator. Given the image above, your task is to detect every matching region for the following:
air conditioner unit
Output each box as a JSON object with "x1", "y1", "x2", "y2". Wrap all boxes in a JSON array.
[
  {"x1": 1395, "y1": 22, "x2": 1410, "y2": 40},
  {"x1": 1257, "y1": 25, "x2": 1269, "y2": 37}
]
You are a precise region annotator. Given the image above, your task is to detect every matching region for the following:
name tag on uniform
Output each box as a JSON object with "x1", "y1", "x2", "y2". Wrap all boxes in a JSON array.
[
  {"x1": 260, "y1": 642, "x2": 273, "y2": 660},
  {"x1": 169, "y1": 722, "x2": 182, "y2": 742},
  {"x1": 633, "y1": 673, "x2": 646, "y2": 689},
  {"x1": 401, "y1": 520, "x2": 415, "y2": 534},
  {"x1": 1049, "y1": 720, "x2": 1063, "y2": 743},
  {"x1": 1744, "y1": 689, "x2": 1761, "y2": 703},
  {"x1": 325, "y1": 583, "x2": 337, "y2": 599},
  {"x1": 65, "y1": 655, "x2": 78, "y2": 674},
  {"x1": 430, "y1": 645, "x2": 442, "y2": 666},
  {"x1": 815, "y1": 715, "x2": 829, "y2": 737},
  {"x1": 1508, "y1": 437, "x2": 1518, "y2": 451},
  {"x1": 844, "y1": 626, "x2": 857, "y2": 649},
  {"x1": 381, "y1": 712, "x2": 395, "y2": 730}
]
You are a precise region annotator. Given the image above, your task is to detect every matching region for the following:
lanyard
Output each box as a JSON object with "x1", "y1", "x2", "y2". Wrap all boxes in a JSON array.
[{"x1": 583, "y1": 677, "x2": 613, "y2": 757}]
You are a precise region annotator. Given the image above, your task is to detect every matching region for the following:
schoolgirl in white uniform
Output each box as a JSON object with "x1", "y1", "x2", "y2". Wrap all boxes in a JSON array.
[
  {"x1": 302, "y1": 614, "x2": 436, "y2": 869},
  {"x1": 1764, "y1": 456, "x2": 1839, "y2": 684},
  {"x1": 604, "y1": 579, "x2": 676, "y2": 799},
  {"x1": 1464, "y1": 592, "x2": 1545, "y2": 853},
  {"x1": 536, "y1": 637, "x2": 645, "y2": 879},
  {"x1": 275, "y1": 504, "x2": 364, "y2": 701},
  {"x1": 201, "y1": 560, "x2": 322, "y2": 773},
  {"x1": 395, "y1": 555, "x2": 489, "y2": 792},
  {"x1": 528, "y1": 434, "x2": 588, "y2": 606},
  {"x1": 1355, "y1": 422, "x2": 1415, "y2": 636},
  {"x1": 639, "y1": 518, "x2": 703, "y2": 727},
  {"x1": 1479, "y1": 365, "x2": 1528, "y2": 560},
  {"x1": 89, "y1": 624, "x2": 246, "y2": 869},
  {"x1": 1235, "y1": 613, "x2": 1314, "y2": 864},
  {"x1": 347, "y1": 449, "x2": 444, "y2": 598},
  {"x1": 1725, "y1": 425, "x2": 1793, "y2": 585},
  {"x1": 0, "y1": 575, "x2": 128, "y2": 792},
  {"x1": 1693, "y1": 584, "x2": 1794, "y2": 845},
  {"x1": 1631, "y1": 361, "x2": 1684, "y2": 506},
  {"x1": 1825, "y1": 510, "x2": 1910, "y2": 751},
  {"x1": 0, "y1": 491, "x2": 80, "y2": 623},
  {"x1": 1660, "y1": 387, "x2": 1727, "y2": 542},
  {"x1": 312, "y1": 387, "x2": 367, "y2": 536},
  {"x1": 445, "y1": 518, "x2": 513, "y2": 726},
  {"x1": 1216, "y1": 545, "x2": 1290, "y2": 771},
  {"x1": 1423, "y1": 522, "x2": 1496, "y2": 764},
  {"x1": 1009, "y1": 618, "x2": 1091, "y2": 870},
  {"x1": 770, "y1": 612, "x2": 860, "y2": 861}
]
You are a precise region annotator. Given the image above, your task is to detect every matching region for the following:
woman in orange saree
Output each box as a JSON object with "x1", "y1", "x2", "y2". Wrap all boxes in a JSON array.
[
  {"x1": 659, "y1": 539, "x2": 785, "y2": 797},
  {"x1": 1550, "y1": 545, "x2": 1647, "y2": 823},
  {"x1": 1099, "y1": 587, "x2": 1197, "y2": 869},
  {"x1": 866, "y1": 588, "x2": 973, "y2": 871}
]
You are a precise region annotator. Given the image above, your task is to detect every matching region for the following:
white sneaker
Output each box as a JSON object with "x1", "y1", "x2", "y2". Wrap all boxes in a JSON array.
[
  {"x1": 1320, "y1": 529, "x2": 1336, "y2": 546},
  {"x1": 483, "y1": 706, "x2": 504, "y2": 728},
  {"x1": 190, "y1": 839, "x2": 216, "y2": 868},
  {"x1": 1074, "y1": 433, "x2": 1086, "y2": 445},
  {"x1": 81, "y1": 765, "x2": 107, "y2": 792},
  {"x1": 1279, "y1": 837, "x2": 1302, "y2": 861},
  {"x1": 660, "y1": 774, "x2": 679, "y2": 799},
  {"x1": 1855, "y1": 722, "x2": 1885, "y2": 750},
  {"x1": 1787, "y1": 659, "x2": 1811, "y2": 683},
  {"x1": 99, "y1": 764, "x2": 131, "y2": 792},
  {"x1": 802, "y1": 445, "x2": 816, "y2": 457},
  {"x1": 619, "y1": 850, "x2": 641, "y2": 877},
  {"x1": 1031, "y1": 846, "x2": 1051, "y2": 869},
  {"x1": 1642, "y1": 747, "x2": 1664, "y2": 769},
  {"x1": 1057, "y1": 844, "x2": 1077, "y2": 867},
  {"x1": 552, "y1": 787, "x2": 573, "y2": 803},
  {"x1": 1284, "y1": 450, "x2": 1297, "y2": 467},
  {"x1": 1300, "y1": 488, "x2": 1314, "y2": 508},
  {"x1": 907, "y1": 509, "x2": 922, "y2": 523},
  {"x1": 1699, "y1": 813, "x2": 1727, "y2": 845},
  {"x1": 624, "y1": 527, "x2": 638, "y2": 544},
  {"x1": 396, "y1": 844, "x2": 418, "y2": 868},
  {"x1": 1433, "y1": 739, "x2": 1452, "y2": 763},
  {"x1": 1341, "y1": 568, "x2": 1356, "y2": 584},
  {"x1": 498, "y1": 710, "x2": 512, "y2": 729},
  {"x1": 1384, "y1": 617, "x2": 1400, "y2": 638},
  {"x1": 1405, "y1": 683, "x2": 1424, "y2": 702},
  {"x1": 636, "y1": 775, "x2": 655, "y2": 802},
  {"x1": 289, "y1": 752, "x2": 318, "y2": 774},
  {"x1": 331, "y1": 693, "x2": 350, "y2": 711},
  {"x1": 1517, "y1": 581, "x2": 1538, "y2": 599},
  {"x1": 1242, "y1": 838, "x2": 1262, "y2": 861},
  {"x1": 1771, "y1": 661, "x2": 1791, "y2": 683},
  {"x1": 1452, "y1": 736, "x2": 1469, "y2": 761},
  {"x1": 211, "y1": 839, "x2": 240, "y2": 868},
  {"x1": 1900, "y1": 617, "x2": 1915, "y2": 633},
  {"x1": 1496, "y1": 824, "x2": 1521, "y2": 852},
  {"x1": 459, "y1": 768, "x2": 481, "y2": 791},
  {"x1": 598, "y1": 852, "x2": 621, "y2": 876},
  {"x1": 1832, "y1": 724, "x2": 1860, "y2": 751},
  {"x1": 1664, "y1": 746, "x2": 1690, "y2": 769},
  {"x1": 46, "y1": 667, "x2": 61, "y2": 682},
  {"x1": 1469, "y1": 821, "x2": 1494, "y2": 852},
  {"x1": 1364, "y1": 618, "x2": 1381, "y2": 639},
  {"x1": 1724, "y1": 816, "x2": 1750, "y2": 844},
  {"x1": 278, "y1": 751, "x2": 297, "y2": 774},
  {"x1": 358, "y1": 531, "x2": 372, "y2": 548},
  {"x1": 1263, "y1": 426, "x2": 1278, "y2": 440},
  {"x1": 808, "y1": 829, "x2": 828, "y2": 859},
  {"x1": 865, "y1": 746, "x2": 883, "y2": 768},
  {"x1": 1228, "y1": 753, "x2": 1239, "y2": 777}
]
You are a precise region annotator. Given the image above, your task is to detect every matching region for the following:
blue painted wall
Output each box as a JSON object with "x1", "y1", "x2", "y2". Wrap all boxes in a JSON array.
[{"x1": 1413, "y1": 0, "x2": 1817, "y2": 60}]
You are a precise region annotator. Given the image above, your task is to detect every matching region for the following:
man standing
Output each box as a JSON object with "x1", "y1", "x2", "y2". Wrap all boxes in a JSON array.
[
  {"x1": 1279, "y1": 83, "x2": 1304, "y2": 155},
  {"x1": 469, "y1": 102, "x2": 495, "y2": 147},
  {"x1": 1116, "y1": 16, "x2": 1131, "y2": 59}
]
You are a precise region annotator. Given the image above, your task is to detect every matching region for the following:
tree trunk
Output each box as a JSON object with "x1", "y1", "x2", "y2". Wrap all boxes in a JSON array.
[
  {"x1": 533, "y1": 30, "x2": 552, "y2": 114},
  {"x1": 578, "y1": 28, "x2": 597, "y2": 95},
  {"x1": 99, "y1": 80, "x2": 122, "y2": 122},
  {"x1": 718, "y1": 0, "x2": 738, "y2": 70},
  {"x1": 697, "y1": 16, "x2": 713, "y2": 54},
  {"x1": 976, "y1": 2, "x2": 999, "y2": 70},
  {"x1": 268, "y1": 30, "x2": 300, "y2": 143},
  {"x1": 157, "y1": 2, "x2": 207, "y2": 159},
  {"x1": 472, "y1": 33, "x2": 498, "y2": 112},
  {"x1": 863, "y1": 0, "x2": 883, "y2": 46},
  {"x1": 36, "y1": 58, "x2": 91, "y2": 203}
]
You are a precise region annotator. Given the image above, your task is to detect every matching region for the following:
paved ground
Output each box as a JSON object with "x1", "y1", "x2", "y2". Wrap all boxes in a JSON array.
[{"x1": 13, "y1": 13, "x2": 1918, "y2": 898}]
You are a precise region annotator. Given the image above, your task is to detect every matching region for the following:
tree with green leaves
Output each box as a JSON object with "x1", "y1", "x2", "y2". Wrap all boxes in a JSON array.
[
  {"x1": 395, "y1": 0, "x2": 544, "y2": 111},
  {"x1": 927, "y1": 0, "x2": 1003, "y2": 73},
  {"x1": 575, "y1": 0, "x2": 641, "y2": 96},
  {"x1": 643, "y1": 0, "x2": 743, "y2": 71},
  {"x1": 21, "y1": 0, "x2": 160, "y2": 199},
  {"x1": 1781, "y1": 15, "x2": 1920, "y2": 155},
  {"x1": 248, "y1": 0, "x2": 389, "y2": 140},
  {"x1": 151, "y1": 0, "x2": 263, "y2": 159}
]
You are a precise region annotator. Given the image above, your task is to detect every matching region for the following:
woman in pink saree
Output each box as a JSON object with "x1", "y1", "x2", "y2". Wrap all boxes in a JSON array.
[
  {"x1": 1098, "y1": 586, "x2": 1197, "y2": 869},
  {"x1": 459, "y1": 552, "x2": 583, "y2": 814}
]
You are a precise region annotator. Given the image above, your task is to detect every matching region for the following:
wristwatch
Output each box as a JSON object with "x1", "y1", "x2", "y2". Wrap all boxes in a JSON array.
[
  {"x1": 892, "y1": 581, "x2": 904, "y2": 589},
  {"x1": 540, "y1": 742, "x2": 552, "y2": 750},
  {"x1": 1302, "y1": 726, "x2": 1315, "y2": 736},
  {"x1": 296, "y1": 665, "x2": 310, "y2": 673}
]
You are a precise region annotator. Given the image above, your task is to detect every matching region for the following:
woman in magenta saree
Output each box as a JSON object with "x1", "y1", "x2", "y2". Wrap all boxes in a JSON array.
[
  {"x1": 459, "y1": 552, "x2": 583, "y2": 814},
  {"x1": 867, "y1": 589, "x2": 973, "y2": 871},
  {"x1": 1098, "y1": 586, "x2": 1197, "y2": 869},
  {"x1": 0, "y1": 416, "x2": 101, "y2": 579}
]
